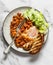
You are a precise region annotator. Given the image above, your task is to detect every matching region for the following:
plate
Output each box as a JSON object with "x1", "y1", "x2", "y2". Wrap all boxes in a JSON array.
[{"x1": 2, "y1": 6, "x2": 49, "y2": 53}]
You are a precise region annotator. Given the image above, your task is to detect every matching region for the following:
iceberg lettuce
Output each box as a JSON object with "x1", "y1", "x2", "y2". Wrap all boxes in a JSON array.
[{"x1": 23, "y1": 9, "x2": 49, "y2": 33}]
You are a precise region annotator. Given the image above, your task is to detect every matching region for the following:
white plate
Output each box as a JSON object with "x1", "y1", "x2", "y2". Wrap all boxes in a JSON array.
[{"x1": 2, "y1": 6, "x2": 49, "y2": 53}]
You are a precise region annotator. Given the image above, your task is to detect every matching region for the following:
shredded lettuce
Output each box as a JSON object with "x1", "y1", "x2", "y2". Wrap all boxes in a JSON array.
[{"x1": 23, "y1": 9, "x2": 49, "y2": 34}]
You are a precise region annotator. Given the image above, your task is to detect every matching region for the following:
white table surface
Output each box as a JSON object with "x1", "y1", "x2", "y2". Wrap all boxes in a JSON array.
[{"x1": 0, "y1": 0, "x2": 53, "y2": 65}]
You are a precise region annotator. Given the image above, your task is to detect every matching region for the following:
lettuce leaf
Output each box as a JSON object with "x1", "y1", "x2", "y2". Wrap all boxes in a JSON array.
[{"x1": 23, "y1": 9, "x2": 49, "y2": 34}]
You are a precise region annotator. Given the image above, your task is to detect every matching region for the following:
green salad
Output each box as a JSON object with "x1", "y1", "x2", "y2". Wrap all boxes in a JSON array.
[{"x1": 23, "y1": 9, "x2": 49, "y2": 34}]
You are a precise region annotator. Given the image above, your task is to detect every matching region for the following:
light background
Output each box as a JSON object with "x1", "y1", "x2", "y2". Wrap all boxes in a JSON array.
[{"x1": 0, "y1": 0, "x2": 53, "y2": 65}]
